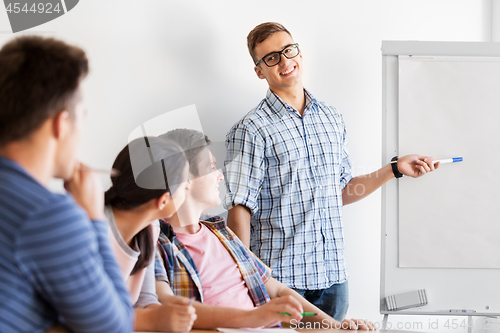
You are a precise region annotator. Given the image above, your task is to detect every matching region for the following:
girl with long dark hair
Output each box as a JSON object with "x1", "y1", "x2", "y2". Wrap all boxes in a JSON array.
[{"x1": 104, "y1": 136, "x2": 196, "y2": 332}]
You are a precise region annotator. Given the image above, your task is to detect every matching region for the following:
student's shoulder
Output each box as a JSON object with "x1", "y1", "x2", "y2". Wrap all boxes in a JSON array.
[
  {"x1": 0, "y1": 160, "x2": 77, "y2": 214},
  {"x1": 37, "y1": 190, "x2": 85, "y2": 215},
  {"x1": 1, "y1": 170, "x2": 91, "y2": 252},
  {"x1": 1, "y1": 174, "x2": 84, "y2": 228},
  {"x1": 11, "y1": 192, "x2": 97, "y2": 268},
  {"x1": 21, "y1": 192, "x2": 93, "y2": 238}
]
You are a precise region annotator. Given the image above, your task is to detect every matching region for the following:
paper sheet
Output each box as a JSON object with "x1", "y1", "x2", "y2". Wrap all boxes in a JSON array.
[
  {"x1": 398, "y1": 56, "x2": 500, "y2": 268},
  {"x1": 218, "y1": 328, "x2": 298, "y2": 333}
]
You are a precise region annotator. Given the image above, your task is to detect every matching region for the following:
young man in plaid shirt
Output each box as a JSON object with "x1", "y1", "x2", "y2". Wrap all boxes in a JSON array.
[
  {"x1": 154, "y1": 129, "x2": 374, "y2": 330},
  {"x1": 224, "y1": 22, "x2": 439, "y2": 321}
]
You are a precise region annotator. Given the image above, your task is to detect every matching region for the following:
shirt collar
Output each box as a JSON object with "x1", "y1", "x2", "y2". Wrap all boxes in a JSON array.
[
  {"x1": 200, "y1": 213, "x2": 227, "y2": 230},
  {"x1": 159, "y1": 213, "x2": 227, "y2": 241},
  {"x1": 265, "y1": 88, "x2": 317, "y2": 118},
  {"x1": 159, "y1": 219, "x2": 176, "y2": 241}
]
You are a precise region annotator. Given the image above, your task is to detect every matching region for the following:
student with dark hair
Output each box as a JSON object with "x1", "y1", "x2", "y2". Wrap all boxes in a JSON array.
[
  {"x1": 104, "y1": 136, "x2": 196, "y2": 332},
  {"x1": 0, "y1": 36, "x2": 133, "y2": 332},
  {"x1": 154, "y1": 129, "x2": 374, "y2": 330}
]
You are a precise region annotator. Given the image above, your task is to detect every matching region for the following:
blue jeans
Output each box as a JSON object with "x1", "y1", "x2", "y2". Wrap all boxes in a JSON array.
[{"x1": 293, "y1": 280, "x2": 349, "y2": 322}]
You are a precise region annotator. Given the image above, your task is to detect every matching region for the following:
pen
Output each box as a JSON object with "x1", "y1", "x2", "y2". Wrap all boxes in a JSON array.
[
  {"x1": 78, "y1": 165, "x2": 121, "y2": 176},
  {"x1": 433, "y1": 157, "x2": 463, "y2": 164},
  {"x1": 188, "y1": 297, "x2": 196, "y2": 305},
  {"x1": 279, "y1": 312, "x2": 317, "y2": 316}
]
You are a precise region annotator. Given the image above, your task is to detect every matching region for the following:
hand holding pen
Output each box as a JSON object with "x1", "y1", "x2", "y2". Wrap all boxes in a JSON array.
[{"x1": 64, "y1": 162, "x2": 106, "y2": 221}]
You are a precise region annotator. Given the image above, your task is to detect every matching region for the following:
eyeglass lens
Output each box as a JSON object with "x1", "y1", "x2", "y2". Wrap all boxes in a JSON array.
[{"x1": 264, "y1": 44, "x2": 299, "y2": 67}]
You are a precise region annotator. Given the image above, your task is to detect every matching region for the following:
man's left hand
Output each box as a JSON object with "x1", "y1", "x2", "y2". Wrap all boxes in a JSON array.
[{"x1": 397, "y1": 154, "x2": 439, "y2": 178}]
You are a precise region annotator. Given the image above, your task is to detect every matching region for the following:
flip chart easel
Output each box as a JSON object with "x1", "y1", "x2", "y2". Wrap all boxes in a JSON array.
[{"x1": 380, "y1": 41, "x2": 500, "y2": 333}]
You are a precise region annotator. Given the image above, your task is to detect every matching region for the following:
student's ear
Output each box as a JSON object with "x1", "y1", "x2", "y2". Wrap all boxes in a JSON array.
[
  {"x1": 157, "y1": 192, "x2": 173, "y2": 211},
  {"x1": 52, "y1": 110, "x2": 71, "y2": 140},
  {"x1": 254, "y1": 65, "x2": 266, "y2": 80}
]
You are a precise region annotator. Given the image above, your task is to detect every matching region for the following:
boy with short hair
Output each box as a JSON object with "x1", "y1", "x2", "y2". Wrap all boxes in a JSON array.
[
  {"x1": 154, "y1": 128, "x2": 374, "y2": 330},
  {"x1": 0, "y1": 36, "x2": 133, "y2": 333}
]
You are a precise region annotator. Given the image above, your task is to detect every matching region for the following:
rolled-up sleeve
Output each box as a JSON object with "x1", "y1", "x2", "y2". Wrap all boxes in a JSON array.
[{"x1": 223, "y1": 123, "x2": 266, "y2": 215}]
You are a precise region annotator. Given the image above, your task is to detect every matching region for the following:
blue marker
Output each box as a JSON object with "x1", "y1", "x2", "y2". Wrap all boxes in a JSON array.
[{"x1": 433, "y1": 157, "x2": 463, "y2": 165}]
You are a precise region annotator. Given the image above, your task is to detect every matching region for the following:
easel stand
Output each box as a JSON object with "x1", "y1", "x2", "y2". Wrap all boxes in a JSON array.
[{"x1": 380, "y1": 41, "x2": 500, "y2": 333}]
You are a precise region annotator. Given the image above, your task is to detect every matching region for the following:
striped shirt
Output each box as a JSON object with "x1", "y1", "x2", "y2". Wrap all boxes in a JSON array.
[
  {"x1": 0, "y1": 156, "x2": 134, "y2": 333},
  {"x1": 154, "y1": 214, "x2": 271, "y2": 307},
  {"x1": 223, "y1": 89, "x2": 352, "y2": 290}
]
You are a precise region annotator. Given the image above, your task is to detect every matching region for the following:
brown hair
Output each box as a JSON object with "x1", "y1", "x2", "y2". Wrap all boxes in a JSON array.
[
  {"x1": 247, "y1": 22, "x2": 292, "y2": 63},
  {"x1": 0, "y1": 36, "x2": 88, "y2": 146}
]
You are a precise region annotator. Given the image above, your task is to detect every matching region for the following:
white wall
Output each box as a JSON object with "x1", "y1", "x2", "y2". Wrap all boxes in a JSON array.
[
  {"x1": 493, "y1": 0, "x2": 500, "y2": 41},
  {"x1": 0, "y1": 0, "x2": 491, "y2": 330}
]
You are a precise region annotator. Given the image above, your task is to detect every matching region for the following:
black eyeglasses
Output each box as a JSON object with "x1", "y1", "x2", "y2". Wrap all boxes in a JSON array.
[{"x1": 255, "y1": 43, "x2": 300, "y2": 67}]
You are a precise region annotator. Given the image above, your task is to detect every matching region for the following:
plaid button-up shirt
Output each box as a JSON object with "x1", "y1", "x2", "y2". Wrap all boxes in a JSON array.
[
  {"x1": 223, "y1": 89, "x2": 352, "y2": 290},
  {"x1": 154, "y1": 214, "x2": 271, "y2": 307}
]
